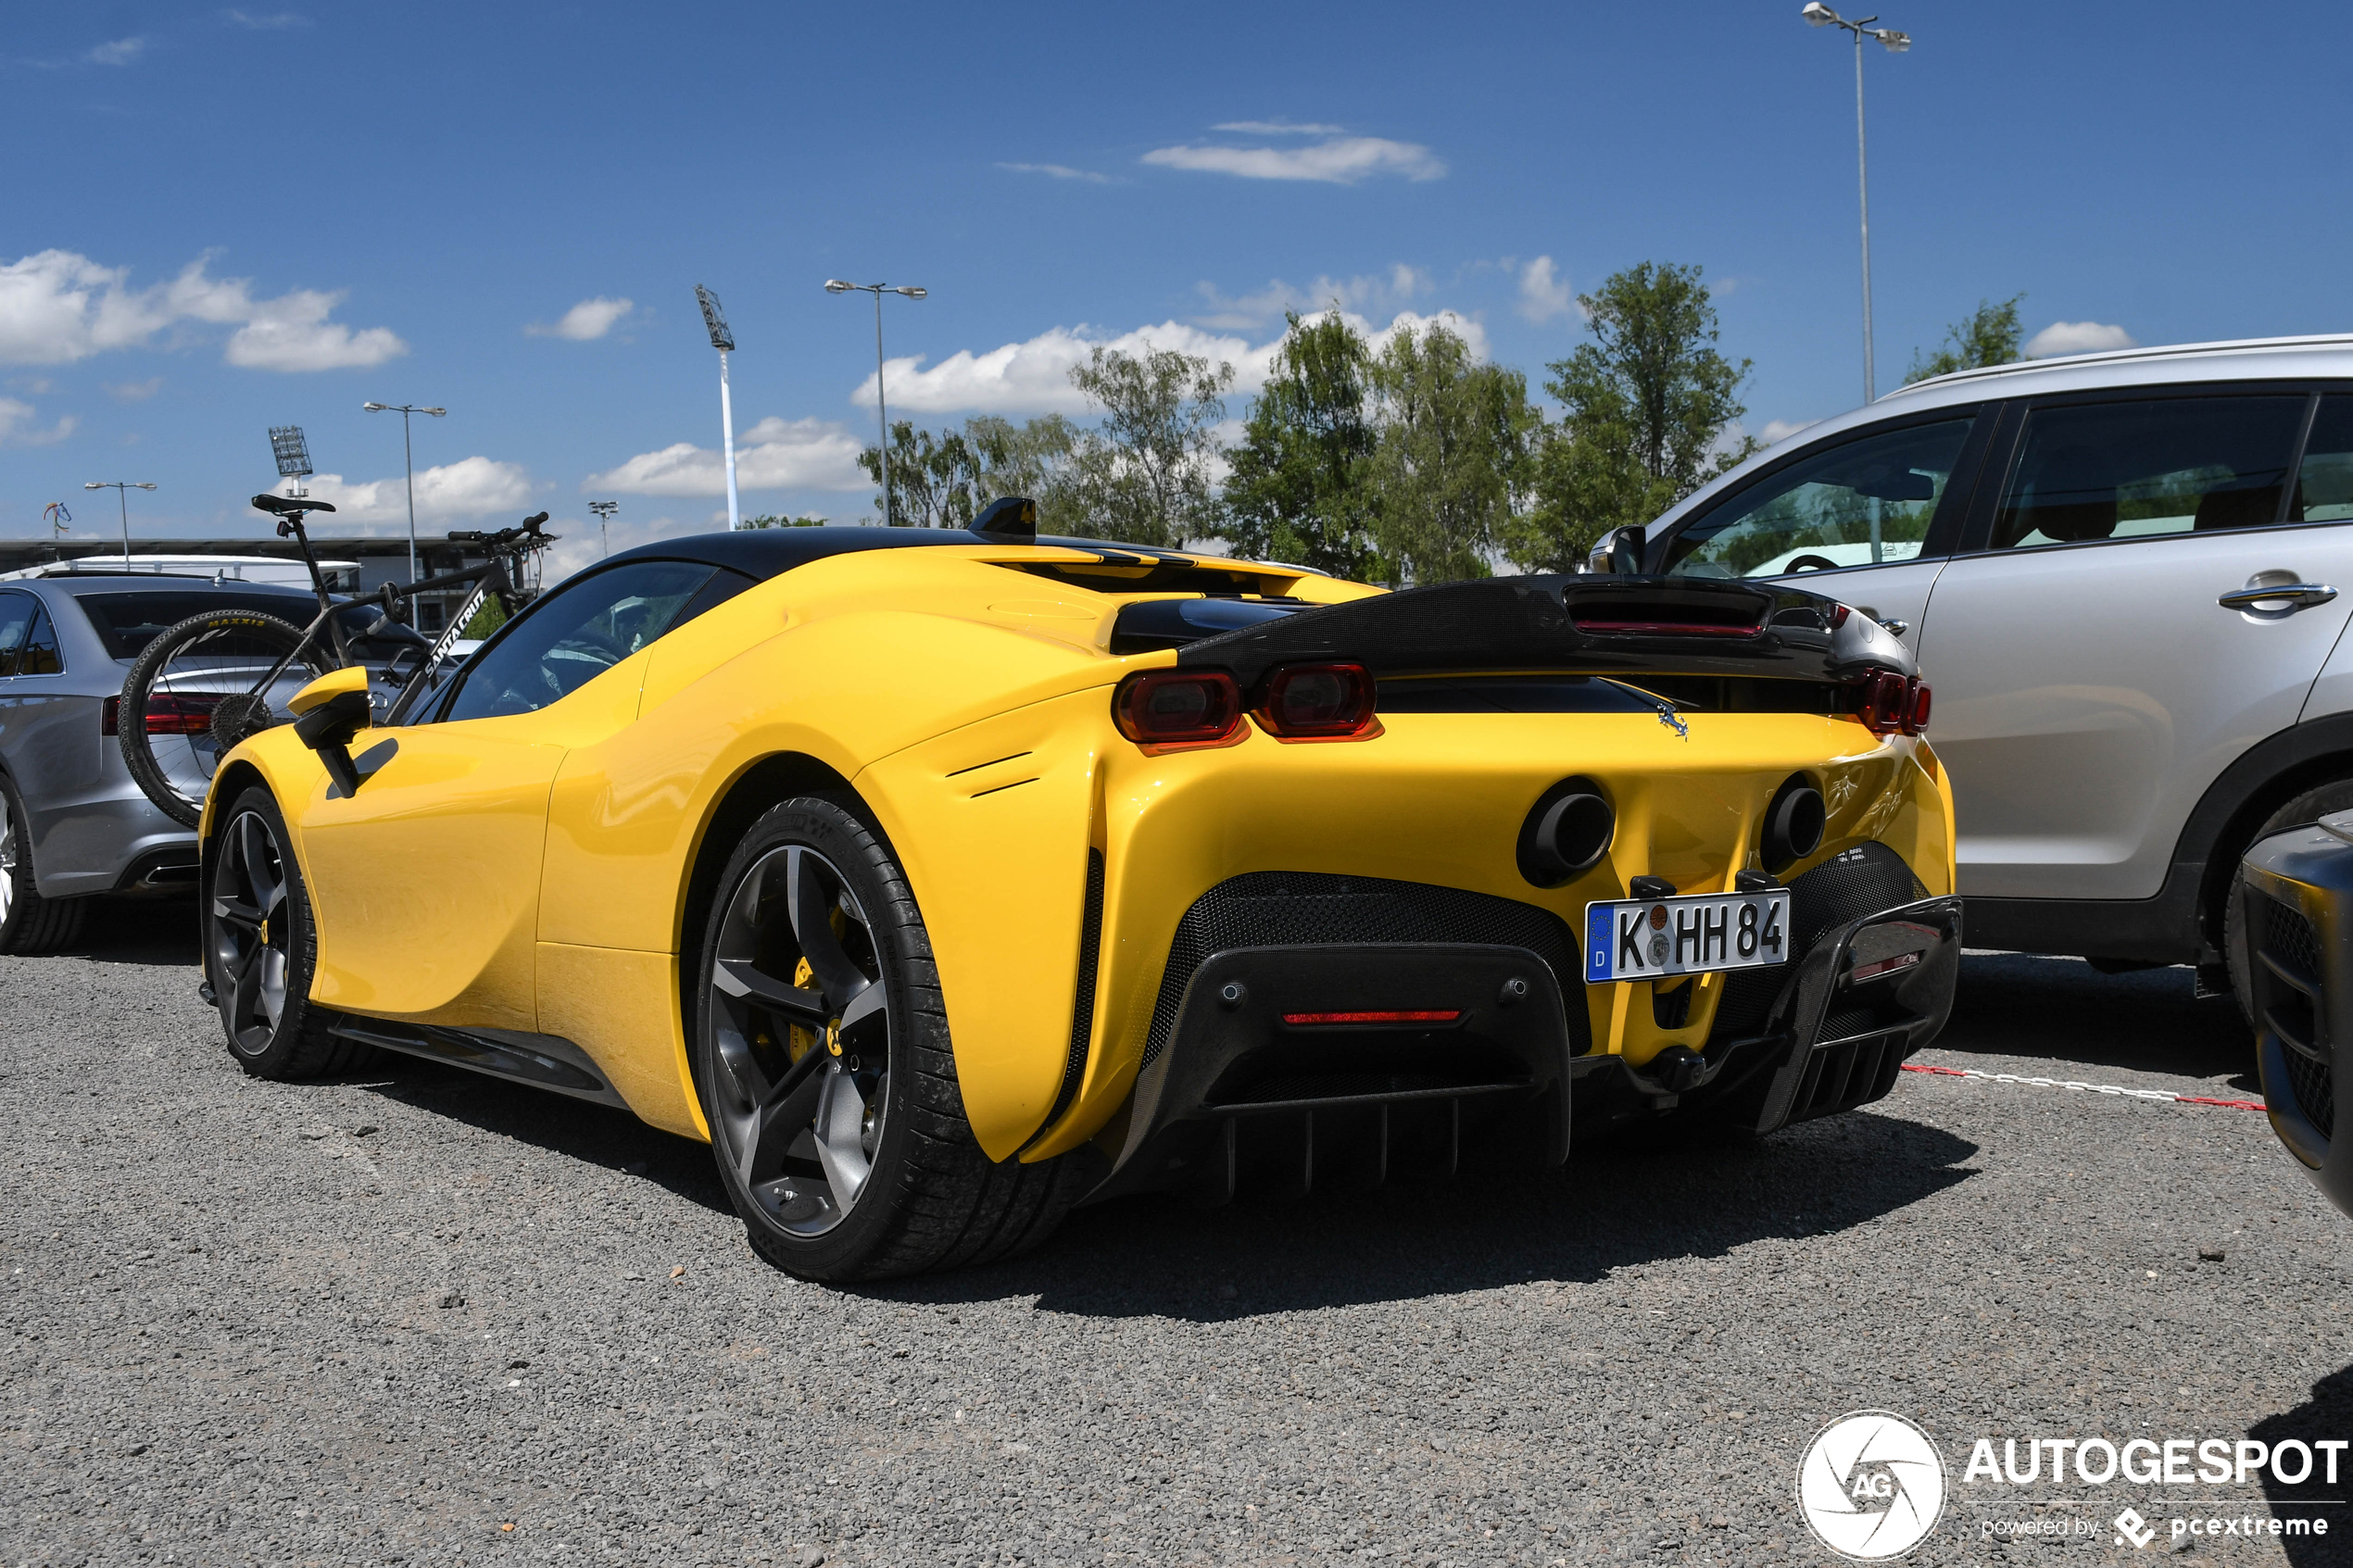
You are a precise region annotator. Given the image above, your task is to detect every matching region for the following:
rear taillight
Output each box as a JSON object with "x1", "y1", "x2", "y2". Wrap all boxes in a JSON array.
[
  {"x1": 1253, "y1": 661, "x2": 1377, "y2": 740},
  {"x1": 1113, "y1": 670, "x2": 1243, "y2": 749},
  {"x1": 1903, "y1": 679, "x2": 1931, "y2": 735},
  {"x1": 102, "y1": 693, "x2": 222, "y2": 738},
  {"x1": 1854, "y1": 671, "x2": 1931, "y2": 736}
]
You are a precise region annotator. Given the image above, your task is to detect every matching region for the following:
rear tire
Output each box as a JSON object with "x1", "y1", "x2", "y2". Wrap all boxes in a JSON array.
[
  {"x1": 203, "y1": 785, "x2": 371, "y2": 1079},
  {"x1": 120, "y1": 609, "x2": 325, "y2": 829},
  {"x1": 691, "y1": 796, "x2": 1092, "y2": 1282},
  {"x1": 0, "y1": 772, "x2": 88, "y2": 956},
  {"x1": 2226, "y1": 777, "x2": 2353, "y2": 1026}
]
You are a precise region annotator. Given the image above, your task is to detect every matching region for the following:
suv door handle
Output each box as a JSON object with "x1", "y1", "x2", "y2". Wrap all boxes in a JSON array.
[{"x1": 2219, "y1": 583, "x2": 2338, "y2": 612}]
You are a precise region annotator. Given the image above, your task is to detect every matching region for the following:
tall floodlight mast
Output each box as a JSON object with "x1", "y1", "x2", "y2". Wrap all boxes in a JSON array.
[
  {"x1": 269, "y1": 425, "x2": 313, "y2": 497},
  {"x1": 696, "y1": 285, "x2": 740, "y2": 531},
  {"x1": 824, "y1": 280, "x2": 926, "y2": 525},
  {"x1": 1802, "y1": 2, "x2": 1910, "y2": 403},
  {"x1": 588, "y1": 499, "x2": 618, "y2": 558}
]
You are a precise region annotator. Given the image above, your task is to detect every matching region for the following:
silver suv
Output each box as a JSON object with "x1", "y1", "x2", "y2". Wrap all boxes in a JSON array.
[
  {"x1": 1616, "y1": 333, "x2": 2353, "y2": 1010},
  {"x1": 0, "y1": 574, "x2": 328, "y2": 952}
]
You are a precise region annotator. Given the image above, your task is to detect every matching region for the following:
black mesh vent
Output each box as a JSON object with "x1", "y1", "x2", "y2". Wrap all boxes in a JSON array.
[
  {"x1": 1788, "y1": 1030, "x2": 1906, "y2": 1122},
  {"x1": 1043, "y1": 850, "x2": 1106, "y2": 1131},
  {"x1": 2284, "y1": 1047, "x2": 2334, "y2": 1140},
  {"x1": 2265, "y1": 896, "x2": 2322, "y2": 982},
  {"x1": 1140, "y1": 872, "x2": 1585, "y2": 1068},
  {"x1": 1709, "y1": 842, "x2": 1930, "y2": 1042}
]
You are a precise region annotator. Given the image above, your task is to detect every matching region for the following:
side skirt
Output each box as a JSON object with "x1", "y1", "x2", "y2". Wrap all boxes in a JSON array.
[{"x1": 327, "y1": 1019, "x2": 629, "y2": 1110}]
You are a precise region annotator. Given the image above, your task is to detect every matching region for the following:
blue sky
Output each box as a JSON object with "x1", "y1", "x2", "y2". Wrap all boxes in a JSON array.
[{"x1": 5, "y1": 1, "x2": 2347, "y2": 576}]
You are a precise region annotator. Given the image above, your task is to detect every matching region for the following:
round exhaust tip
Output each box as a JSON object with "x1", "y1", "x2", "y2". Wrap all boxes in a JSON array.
[
  {"x1": 1763, "y1": 775, "x2": 1826, "y2": 872},
  {"x1": 1519, "y1": 778, "x2": 1616, "y2": 886}
]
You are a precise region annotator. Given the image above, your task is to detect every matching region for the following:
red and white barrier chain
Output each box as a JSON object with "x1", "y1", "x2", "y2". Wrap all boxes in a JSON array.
[{"x1": 1899, "y1": 1061, "x2": 2269, "y2": 1112}]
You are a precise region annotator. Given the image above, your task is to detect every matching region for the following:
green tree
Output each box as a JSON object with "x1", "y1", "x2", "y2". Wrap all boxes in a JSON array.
[
  {"x1": 964, "y1": 414, "x2": 1083, "y2": 533},
  {"x1": 1063, "y1": 344, "x2": 1235, "y2": 547},
  {"x1": 1362, "y1": 318, "x2": 1539, "y2": 584},
  {"x1": 1506, "y1": 260, "x2": 1753, "y2": 571},
  {"x1": 743, "y1": 513, "x2": 828, "y2": 528},
  {"x1": 856, "y1": 421, "x2": 982, "y2": 527},
  {"x1": 1217, "y1": 311, "x2": 1381, "y2": 577},
  {"x1": 1906, "y1": 294, "x2": 2025, "y2": 383}
]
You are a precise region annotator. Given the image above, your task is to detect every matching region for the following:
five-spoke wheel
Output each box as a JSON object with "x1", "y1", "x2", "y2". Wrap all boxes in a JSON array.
[
  {"x1": 210, "y1": 806, "x2": 294, "y2": 1056},
  {"x1": 707, "y1": 842, "x2": 892, "y2": 1236}
]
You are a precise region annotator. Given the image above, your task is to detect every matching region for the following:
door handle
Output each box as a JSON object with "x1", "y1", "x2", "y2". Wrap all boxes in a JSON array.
[{"x1": 2219, "y1": 583, "x2": 2338, "y2": 612}]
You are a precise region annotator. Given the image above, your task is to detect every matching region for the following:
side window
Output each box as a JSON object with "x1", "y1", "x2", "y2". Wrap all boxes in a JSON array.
[
  {"x1": 17, "y1": 602, "x2": 62, "y2": 675},
  {"x1": 444, "y1": 560, "x2": 715, "y2": 722},
  {"x1": 2292, "y1": 395, "x2": 2353, "y2": 524},
  {"x1": 1665, "y1": 418, "x2": 1976, "y2": 578},
  {"x1": 0, "y1": 593, "x2": 31, "y2": 679},
  {"x1": 1991, "y1": 395, "x2": 2309, "y2": 550}
]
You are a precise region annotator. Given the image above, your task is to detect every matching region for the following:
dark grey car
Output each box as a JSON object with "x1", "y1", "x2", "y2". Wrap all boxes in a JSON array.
[{"x1": 0, "y1": 574, "x2": 331, "y2": 952}]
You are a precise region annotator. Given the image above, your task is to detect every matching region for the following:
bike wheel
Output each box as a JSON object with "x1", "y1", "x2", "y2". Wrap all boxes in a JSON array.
[{"x1": 119, "y1": 610, "x2": 333, "y2": 828}]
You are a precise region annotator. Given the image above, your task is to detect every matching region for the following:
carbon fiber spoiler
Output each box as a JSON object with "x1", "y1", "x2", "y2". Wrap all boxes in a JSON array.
[{"x1": 1172, "y1": 575, "x2": 1915, "y2": 685}]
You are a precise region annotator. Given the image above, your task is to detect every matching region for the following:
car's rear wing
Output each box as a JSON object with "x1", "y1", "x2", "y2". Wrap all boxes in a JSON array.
[{"x1": 1170, "y1": 575, "x2": 1916, "y2": 686}]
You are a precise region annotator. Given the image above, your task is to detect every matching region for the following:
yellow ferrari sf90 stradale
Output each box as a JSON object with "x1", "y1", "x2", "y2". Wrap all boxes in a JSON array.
[{"x1": 195, "y1": 499, "x2": 1959, "y2": 1281}]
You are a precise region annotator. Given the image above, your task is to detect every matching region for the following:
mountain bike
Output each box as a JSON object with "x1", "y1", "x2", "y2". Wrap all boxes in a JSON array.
[{"x1": 116, "y1": 493, "x2": 555, "y2": 827}]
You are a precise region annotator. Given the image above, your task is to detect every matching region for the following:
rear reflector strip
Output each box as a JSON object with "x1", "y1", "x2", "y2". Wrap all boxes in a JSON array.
[
  {"x1": 1571, "y1": 619, "x2": 1763, "y2": 638},
  {"x1": 1847, "y1": 951, "x2": 1923, "y2": 985},
  {"x1": 1280, "y1": 1009, "x2": 1463, "y2": 1026}
]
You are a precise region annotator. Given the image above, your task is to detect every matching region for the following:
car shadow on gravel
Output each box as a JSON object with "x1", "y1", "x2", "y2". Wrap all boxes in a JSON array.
[
  {"x1": 876, "y1": 1109, "x2": 1979, "y2": 1320},
  {"x1": 2251, "y1": 1366, "x2": 2353, "y2": 1565},
  {"x1": 48, "y1": 895, "x2": 197, "y2": 966},
  {"x1": 1940, "y1": 953, "x2": 2257, "y2": 1091},
  {"x1": 349, "y1": 1052, "x2": 732, "y2": 1216}
]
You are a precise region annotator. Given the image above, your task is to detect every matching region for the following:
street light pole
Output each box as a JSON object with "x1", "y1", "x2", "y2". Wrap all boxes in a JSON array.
[
  {"x1": 824, "y1": 280, "x2": 927, "y2": 525},
  {"x1": 588, "y1": 500, "x2": 617, "y2": 558},
  {"x1": 1802, "y1": 3, "x2": 1909, "y2": 403},
  {"x1": 82, "y1": 481, "x2": 157, "y2": 567},
  {"x1": 361, "y1": 401, "x2": 447, "y2": 583}
]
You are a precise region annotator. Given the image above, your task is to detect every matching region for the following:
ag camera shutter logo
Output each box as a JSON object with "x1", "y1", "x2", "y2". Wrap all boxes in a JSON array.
[{"x1": 1797, "y1": 1411, "x2": 1947, "y2": 1560}]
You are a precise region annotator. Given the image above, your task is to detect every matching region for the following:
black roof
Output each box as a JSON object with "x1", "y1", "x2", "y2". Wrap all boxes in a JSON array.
[{"x1": 604, "y1": 526, "x2": 1221, "y2": 583}]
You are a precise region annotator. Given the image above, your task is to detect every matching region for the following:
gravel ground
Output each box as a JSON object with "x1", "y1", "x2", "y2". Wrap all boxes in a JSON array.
[{"x1": 7, "y1": 902, "x2": 2353, "y2": 1567}]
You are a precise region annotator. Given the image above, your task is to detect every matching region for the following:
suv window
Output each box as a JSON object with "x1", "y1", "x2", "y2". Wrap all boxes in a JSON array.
[
  {"x1": 445, "y1": 560, "x2": 714, "y2": 722},
  {"x1": 1991, "y1": 395, "x2": 2309, "y2": 550},
  {"x1": 1665, "y1": 418, "x2": 1976, "y2": 578},
  {"x1": 2293, "y1": 395, "x2": 2353, "y2": 524}
]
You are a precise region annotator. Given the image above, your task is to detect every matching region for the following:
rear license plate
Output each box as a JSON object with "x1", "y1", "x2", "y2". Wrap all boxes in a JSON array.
[{"x1": 1582, "y1": 890, "x2": 1792, "y2": 985}]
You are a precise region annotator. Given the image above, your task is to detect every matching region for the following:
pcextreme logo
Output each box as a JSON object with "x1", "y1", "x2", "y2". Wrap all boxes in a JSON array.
[{"x1": 1796, "y1": 1411, "x2": 1948, "y2": 1561}]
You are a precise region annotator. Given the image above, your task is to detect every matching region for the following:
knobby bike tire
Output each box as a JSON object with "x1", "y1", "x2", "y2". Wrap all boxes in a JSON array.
[{"x1": 119, "y1": 609, "x2": 324, "y2": 829}]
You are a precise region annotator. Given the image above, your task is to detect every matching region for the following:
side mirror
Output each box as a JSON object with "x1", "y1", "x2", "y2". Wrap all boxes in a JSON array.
[
  {"x1": 290, "y1": 666, "x2": 372, "y2": 796},
  {"x1": 1605, "y1": 525, "x2": 1650, "y2": 577}
]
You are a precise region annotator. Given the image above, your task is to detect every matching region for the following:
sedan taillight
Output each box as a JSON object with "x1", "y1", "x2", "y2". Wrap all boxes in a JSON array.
[
  {"x1": 1113, "y1": 670, "x2": 1244, "y2": 750},
  {"x1": 102, "y1": 692, "x2": 223, "y2": 737},
  {"x1": 1253, "y1": 661, "x2": 1377, "y2": 739}
]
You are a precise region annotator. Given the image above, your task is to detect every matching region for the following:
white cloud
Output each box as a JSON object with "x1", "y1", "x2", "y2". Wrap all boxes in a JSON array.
[
  {"x1": 859, "y1": 308, "x2": 1489, "y2": 417},
  {"x1": 1190, "y1": 265, "x2": 1428, "y2": 331},
  {"x1": 106, "y1": 377, "x2": 162, "y2": 402},
  {"x1": 585, "y1": 417, "x2": 867, "y2": 497},
  {"x1": 1211, "y1": 120, "x2": 1348, "y2": 136},
  {"x1": 292, "y1": 457, "x2": 533, "y2": 527},
  {"x1": 1516, "y1": 256, "x2": 1574, "y2": 322},
  {"x1": 0, "y1": 249, "x2": 405, "y2": 370},
  {"x1": 2025, "y1": 320, "x2": 2136, "y2": 358},
  {"x1": 996, "y1": 163, "x2": 1114, "y2": 184},
  {"x1": 0, "y1": 396, "x2": 75, "y2": 446},
  {"x1": 1142, "y1": 136, "x2": 1444, "y2": 184},
  {"x1": 526, "y1": 295, "x2": 634, "y2": 341},
  {"x1": 225, "y1": 10, "x2": 311, "y2": 28},
  {"x1": 88, "y1": 38, "x2": 147, "y2": 66},
  {"x1": 1758, "y1": 418, "x2": 1818, "y2": 445}
]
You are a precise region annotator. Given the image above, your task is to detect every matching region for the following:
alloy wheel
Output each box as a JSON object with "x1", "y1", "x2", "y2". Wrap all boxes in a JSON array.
[
  {"x1": 707, "y1": 845, "x2": 892, "y2": 1236},
  {"x1": 209, "y1": 809, "x2": 293, "y2": 1053},
  {"x1": 0, "y1": 804, "x2": 16, "y2": 927}
]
